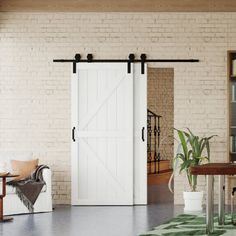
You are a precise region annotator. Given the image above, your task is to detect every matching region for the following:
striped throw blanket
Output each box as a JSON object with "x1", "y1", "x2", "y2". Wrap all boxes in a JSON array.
[{"x1": 7, "y1": 165, "x2": 49, "y2": 213}]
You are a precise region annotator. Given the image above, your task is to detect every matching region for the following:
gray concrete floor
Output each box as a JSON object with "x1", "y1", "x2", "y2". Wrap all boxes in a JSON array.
[{"x1": 0, "y1": 184, "x2": 183, "y2": 236}]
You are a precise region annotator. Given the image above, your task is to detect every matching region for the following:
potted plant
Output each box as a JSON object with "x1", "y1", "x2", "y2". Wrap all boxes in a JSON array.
[{"x1": 171, "y1": 128, "x2": 215, "y2": 212}]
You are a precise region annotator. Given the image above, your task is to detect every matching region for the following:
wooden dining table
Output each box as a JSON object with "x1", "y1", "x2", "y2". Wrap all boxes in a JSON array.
[{"x1": 190, "y1": 163, "x2": 236, "y2": 234}]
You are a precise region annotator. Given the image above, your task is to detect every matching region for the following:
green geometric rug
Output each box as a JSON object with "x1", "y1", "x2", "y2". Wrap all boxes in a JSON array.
[{"x1": 140, "y1": 214, "x2": 236, "y2": 236}]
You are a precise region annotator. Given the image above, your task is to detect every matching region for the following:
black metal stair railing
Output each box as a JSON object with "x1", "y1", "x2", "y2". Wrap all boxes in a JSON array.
[{"x1": 147, "y1": 109, "x2": 162, "y2": 175}]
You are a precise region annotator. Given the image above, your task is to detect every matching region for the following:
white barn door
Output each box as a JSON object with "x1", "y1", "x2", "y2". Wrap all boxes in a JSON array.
[
  {"x1": 134, "y1": 64, "x2": 147, "y2": 205},
  {"x1": 71, "y1": 63, "x2": 134, "y2": 205}
]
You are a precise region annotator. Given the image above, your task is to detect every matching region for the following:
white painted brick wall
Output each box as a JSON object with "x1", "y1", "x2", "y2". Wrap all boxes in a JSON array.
[{"x1": 0, "y1": 12, "x2": 234, "y2": 204}]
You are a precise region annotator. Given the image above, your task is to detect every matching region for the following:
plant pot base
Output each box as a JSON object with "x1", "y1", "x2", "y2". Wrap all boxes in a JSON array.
[{"x1": 183, "y1": 191, "x2": 203, "y2": 212}]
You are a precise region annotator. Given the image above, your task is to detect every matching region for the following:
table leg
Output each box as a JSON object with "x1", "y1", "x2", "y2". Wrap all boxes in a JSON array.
[
  {"x1": 218, "y1": 175, "x2": 225, "y2": 225},
  {"x1": 206, "y1": 175, "x2": 214, "y2": 234},
  {"x1": 0, "y1": 197, "x2": 3, "y2": 221},
  {"x1": 0, "y1": 177, "x2": 13, "y2": 222},
  {"x1": 0, "y1": 177, "x2": 4, "y2": 221}
]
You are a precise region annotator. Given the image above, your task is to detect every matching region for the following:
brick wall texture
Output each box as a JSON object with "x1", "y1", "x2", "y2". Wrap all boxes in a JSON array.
[
  {"x1": 0, "y1": 12, "x2": 233, "y2": 204},
  {"x1": 147, "y1": 68, "x2": 174, "y2": 162}
]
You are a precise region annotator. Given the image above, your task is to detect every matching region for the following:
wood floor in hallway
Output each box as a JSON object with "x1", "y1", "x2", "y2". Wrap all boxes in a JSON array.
[{"x1": 148, "y1": 182, "x2": 174, "y2": 204}]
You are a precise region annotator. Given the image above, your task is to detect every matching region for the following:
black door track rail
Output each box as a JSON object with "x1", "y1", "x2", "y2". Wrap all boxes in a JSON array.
[{"x1": 53, "y1": 53, "x2": 199, "y2": 74}]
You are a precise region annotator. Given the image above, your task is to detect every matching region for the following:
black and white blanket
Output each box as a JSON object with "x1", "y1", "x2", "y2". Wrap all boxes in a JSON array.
[{"x1": 7, "y1": 164, "x2": 49, "y2": 213}]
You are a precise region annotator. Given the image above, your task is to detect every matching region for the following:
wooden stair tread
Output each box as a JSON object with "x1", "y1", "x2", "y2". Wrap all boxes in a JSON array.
[
  {"x1": 148, "y1": 169, "x2": 173, "y2": 175},
  {"x1": 147, "y1": 160, "x2": 171, "y2": 174}
]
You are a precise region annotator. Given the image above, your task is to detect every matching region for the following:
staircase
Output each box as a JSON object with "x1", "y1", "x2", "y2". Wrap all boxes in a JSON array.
[{"x1": 147, "y1": 109, "x2": 173, "y2": 185}]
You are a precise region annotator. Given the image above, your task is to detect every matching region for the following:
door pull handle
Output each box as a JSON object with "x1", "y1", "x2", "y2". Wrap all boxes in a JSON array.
[
  {"x1": 72, "y1": 127, "x2": 76, "y2": 142},
  {"x1": 142, "y1": 127, "x2": 145, "y2": 142}
]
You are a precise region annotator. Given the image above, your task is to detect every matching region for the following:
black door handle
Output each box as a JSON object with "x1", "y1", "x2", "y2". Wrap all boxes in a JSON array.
[
  {"x1": 142, "y1": 127, "x2": 145, "y2": 142},
  {"x1": 72, "y1": 127, "x2": 76, "y2": 142}
]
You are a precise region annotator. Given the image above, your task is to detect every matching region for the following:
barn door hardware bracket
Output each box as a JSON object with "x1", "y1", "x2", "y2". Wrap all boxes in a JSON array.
[
  {"x1": 127, "y1": 54, "x2": 135, "y2": 73},
  {"x1": 87, "y1": 54, "x2": 93, "y2": 62},
  {"x1": 75, "y1": 53, "x2": 81, "y2": 62},
  {"x1": 140, "y1": 54, "x2": 146, "y2": 74},
  {"x1": 73, "y1": 53, "x2": 81, "y2": 74},
  {"x1": 73, "y1": 62, "x2": 76, "y2": 74}
]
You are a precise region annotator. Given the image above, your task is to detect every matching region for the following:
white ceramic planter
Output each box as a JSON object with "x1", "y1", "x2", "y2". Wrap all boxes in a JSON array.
[{"x1": 183, "y1": 191, "x2": 203, "y2": 212}]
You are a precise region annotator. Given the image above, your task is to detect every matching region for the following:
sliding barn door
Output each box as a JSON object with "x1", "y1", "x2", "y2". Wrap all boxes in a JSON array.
[
  {"x1": 71, "y1": 63, "x2": 134, "y2": 205},
  {"x1": 134, "y1": 64, "x2": 147, "y2": 204}
]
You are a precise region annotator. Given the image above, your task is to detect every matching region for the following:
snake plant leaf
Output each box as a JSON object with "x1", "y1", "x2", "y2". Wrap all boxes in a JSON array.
[
  {"x1": 199, "y1": 138, "x2": 206, "y2": 155},
  {"x1": 176, "y1": 129, "x2": 188, "y2": 159},
  {"x1": 187, "y1": 128, "x2": 195, "y2": 137},
  {"x1": 187, "y1": 150, "x2": 192, "y2": 159}
]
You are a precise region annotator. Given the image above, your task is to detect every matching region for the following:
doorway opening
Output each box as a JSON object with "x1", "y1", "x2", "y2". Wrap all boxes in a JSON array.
[{"x1": 147, "y1": 67, "x2": 174, "y2": 204}]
